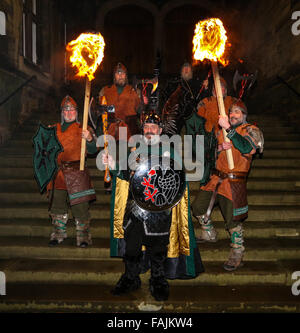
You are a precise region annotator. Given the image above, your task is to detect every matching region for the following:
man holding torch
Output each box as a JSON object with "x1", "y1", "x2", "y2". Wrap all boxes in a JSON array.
[
  {"x1": 192, "y1": 99, "x2": 264, "y2": 270},
  {"x1": 47, "y1": 95, "x2": 97, "y2": 248},
  {"x1": 46, "y1": 31, "x2": 106, "y2": 247},
  {"x1": 191, "y1": 18, "x2": 264, "y2": 270}
]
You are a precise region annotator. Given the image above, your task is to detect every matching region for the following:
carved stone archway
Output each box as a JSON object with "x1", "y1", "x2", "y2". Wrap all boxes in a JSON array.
[{"x1": 95, "y1": 0, "x2": 219, "y2": 75}]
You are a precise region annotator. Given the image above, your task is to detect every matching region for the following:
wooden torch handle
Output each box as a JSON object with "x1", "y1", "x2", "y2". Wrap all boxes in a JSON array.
[
  {"x1": 211, "y1": 61, "x2": 234, "y2": 170},
  {"x1": 80, "y1": 77, "x2": 91, "y2": 170}
]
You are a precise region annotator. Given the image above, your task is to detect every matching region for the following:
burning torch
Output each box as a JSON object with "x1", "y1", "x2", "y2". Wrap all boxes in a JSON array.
[
  {"x1": 67, "y1": 32, "x2": 105, "y2": 170},
  {"x1": 192, "y1": 18, "x2": 234, "y2": 169}
]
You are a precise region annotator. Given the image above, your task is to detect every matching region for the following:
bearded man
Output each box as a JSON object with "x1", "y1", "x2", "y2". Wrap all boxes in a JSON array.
[
  {"x1": 192, "y1": 99, "x2": 264, "y2": 271},
  {"x1": 184, "y1": 77, "x2": 236, "y2": 186},
  {"x1": 102, "y1": 110, "x2": 204, "y2": 301},
  {"x1": 162, "y1": 62, "x2": 209, "y2": 135},
  {"x1": 47, "y1": 95, "x2": 97, "y2": 248},
  {"x1": 98, "y1": 62, "x2": 143, "y2": 141}
]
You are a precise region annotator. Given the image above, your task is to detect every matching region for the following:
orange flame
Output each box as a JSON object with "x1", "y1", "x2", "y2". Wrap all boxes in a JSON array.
[
  {"x1": 67, "y1": 32, "x2": 105, "y2": 81},
  {"x1": 100, "y1": 95, "x2": 107, "y2": 105},
  {"x1": 192, "y1": 18, "x2": 228, "y2": 66},
  {"x1": 151, "y1": 77, "x2": 158, "y2": 94}
]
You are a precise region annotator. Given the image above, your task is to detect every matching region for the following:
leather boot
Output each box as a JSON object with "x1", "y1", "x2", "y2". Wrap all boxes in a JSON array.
[
  {"x1": 223, "y1": 224, "x2": 245, "y2": 271},
  {"x1": 49, "y1": 213, "x2": 68, "y2": 246},
  {"x1": 75, "y1": 218, "x2": 92, "y2": 247},
  {"x1": 196, "y1": 215, "x2": 218, "y2": 243},
  {"x1": 111, "y1": 255, "x2": 142, "y2": 295},
  {"x1": 149, "y1": 251, "x2": 169, "y2": 301}
]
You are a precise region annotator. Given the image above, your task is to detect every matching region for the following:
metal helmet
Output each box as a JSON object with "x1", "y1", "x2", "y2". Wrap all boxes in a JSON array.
[
  {"x1": 113, "y1": 62, "x2": 128, "y2": 85},
  {"x1": 229, "y1": 98, "x2": 248, "y2": 116},
  {"x1": 61, "y1": 95, "x2": 77, "y2": 111},
  {"x1": 113, "y1": 62, "x2": 127, "y2": 75},
  {"x1": 60, "y1": 95, "x2": 78, "y2": 124},
  {"x1": 142, "y1": 110, "x2": 162, "y2": 128}
]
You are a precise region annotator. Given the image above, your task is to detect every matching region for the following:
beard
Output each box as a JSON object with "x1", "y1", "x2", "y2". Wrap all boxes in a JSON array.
[
  {"x1": 229, "y1": 114, "x2": 246, "y2": 127},
  {"x1": 143, "y1": 133, "x2": 160, "y2": 145},
  {"x1": 181, "y1": 71, "x2": 193, "y2": 81},
  {"x1": 115, "y1": 77, "x2": 127, "y2": 87},
  {"x1": 63, "y1": 114, "x2": 77, "y2": 123}
]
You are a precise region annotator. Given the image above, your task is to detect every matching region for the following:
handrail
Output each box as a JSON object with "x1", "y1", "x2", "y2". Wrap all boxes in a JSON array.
[
  {"x1": 0, "y1": 75, "x2": 37, "y2": 107},
  {"x1": 277, "y1": 75, "x2": 300, "y2": 98}
]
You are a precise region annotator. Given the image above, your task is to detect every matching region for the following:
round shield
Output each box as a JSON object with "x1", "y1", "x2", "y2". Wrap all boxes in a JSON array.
[{"x1": 130, "y1": 155, "x2": 186, "y2": 212}]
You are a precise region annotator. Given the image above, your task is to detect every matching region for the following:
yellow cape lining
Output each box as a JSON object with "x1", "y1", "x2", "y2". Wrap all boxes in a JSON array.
[{"x1": 113, "y1": 177, "x2": 190, "y2": 257}]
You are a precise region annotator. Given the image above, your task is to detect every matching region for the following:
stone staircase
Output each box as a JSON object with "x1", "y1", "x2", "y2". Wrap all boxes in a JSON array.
[{"x1": 0, "y1": 110, "x2": 300, "y2": 313}]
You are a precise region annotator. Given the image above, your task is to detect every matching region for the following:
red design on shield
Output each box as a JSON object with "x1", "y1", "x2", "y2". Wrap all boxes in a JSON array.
[{"x1": 141, "y1": 169, "x2": 158, "y2": 203}]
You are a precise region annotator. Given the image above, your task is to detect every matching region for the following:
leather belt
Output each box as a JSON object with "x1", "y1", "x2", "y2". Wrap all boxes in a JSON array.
[
  {"x1": 202, "y1": 169, "x2": 248, "y2": 222},
  {"x1": 60, "y1": 160, "x2": 81, "y2": 169},
  {"x1": 212, "y1": 169, "x2": 248, "y2": 180}
]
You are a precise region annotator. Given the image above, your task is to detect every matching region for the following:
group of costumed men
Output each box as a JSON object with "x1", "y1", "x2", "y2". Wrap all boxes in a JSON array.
[{"x1": 41, "y1": 61, "x2": 264, "y2": 301}]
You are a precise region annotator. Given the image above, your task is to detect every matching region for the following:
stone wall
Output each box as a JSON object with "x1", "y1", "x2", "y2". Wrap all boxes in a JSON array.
[
  {"x1": 235, "y1": 0, "x2": 300, "y2": 122},
  {"x1": 0, "y1": 0, "x2": 64, "y2": 145}
]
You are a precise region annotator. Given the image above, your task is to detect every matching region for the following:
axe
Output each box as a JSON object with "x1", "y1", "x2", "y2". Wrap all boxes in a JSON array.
[
  {"x1": 133, "y1": 76, "x2": 158, "y2": 95},
  {"x1": 133, "y1": 76, "x2": 159, "y2": 112},
  {"x1": 233, "y1": 70, "x2": 257, "y2": 99}
]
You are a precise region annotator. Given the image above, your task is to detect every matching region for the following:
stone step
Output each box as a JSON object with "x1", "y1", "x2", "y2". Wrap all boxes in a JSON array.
[
  {"x1": 264, "y1": 141, "x2": 300, "y2": 149},
  {"x1": 6, "y1": 137, "x2": 300, "y2": 149},
  {"x1": 1, "y1": 283, "x2": 299, "y2": 313},
  {"x1": 1, "y1": 177, "x2": 300, "y2": 193},
  {"x1": 257, "y1": 124, "x2": 293, "y2": 131},
  {"x1": 0, "y1": 157, "x2": 97, "y2": 168},
  {"x1": 13, "y1": 132, "x2": 51, "y2": 140},
  {"x1": 1, "y1": 190, "x2": 300, "y2": 206},
  {"x1": 11, "y1": 131, "x2": 300, "y2": 142},
  {"x1": 1, "y1": 165, "x2": 300, "y2": 179},
  {"x1": 0, "y1": 218, "x2": 299, "y2": 239},
  {"x1": 261, "y1": 134, "x2": 300, "y2": 141},
  {"x1": 247, "y1": 115, "x2": 286, "y2": 121},
  {"x1": 0, "y1": 203, "x2": 299, "y2": 221},
  {"x1": 2, "y1": 146, "x2": 300, "y2": 158},
  {"x1": 251, "y1": 120, "x2": 290, "y2": 126},
  {"x1": 1, "y1": 258, "x2": 299, "y2": 287},
  {"x1": 248, "y1": 167, "x2": 300, "y2": 178},
  {"x1": 2, "y1": 155, "x2": 300, "y2": 169},
  {"x1": 252, "y1": 158, "x2": 300, "y2": 167},
  {"x1": 250, "y1": 126, "x2": 294, "y2": 134},
  {"x1": 5, "y1": 128, "x2": 300, "y2": 146},
  {"x1": 245, "y1": 178, "x2": 300, "y2": 191},
  {"x1": 261, "y1": 149, "x2": 300, "y2": 158},
  {"x1": 13, "y1": 112, "x2": 293, "y2": 125},
  {"x1": 0, "y1": 236, "x2": 299, "y2": 261},
  {"x1": 22, "y1": 113, "x2": 289, "y2": 123},
  {"x1": 1, "y1": 121, "x2": 298, "y2": 140},
  {"x1": 18, "y1": 118, "x2": 291, "y2": 128}
]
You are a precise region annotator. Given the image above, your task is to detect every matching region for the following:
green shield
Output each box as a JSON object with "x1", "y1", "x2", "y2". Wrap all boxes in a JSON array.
[{"x1": 32, "y1": 123, "x2": 64, "y2": 193}]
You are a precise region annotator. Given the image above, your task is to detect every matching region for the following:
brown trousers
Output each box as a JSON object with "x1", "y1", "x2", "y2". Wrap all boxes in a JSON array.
[{"x1": 192, "y1": 189, "x2": 241, "y2": 230}]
